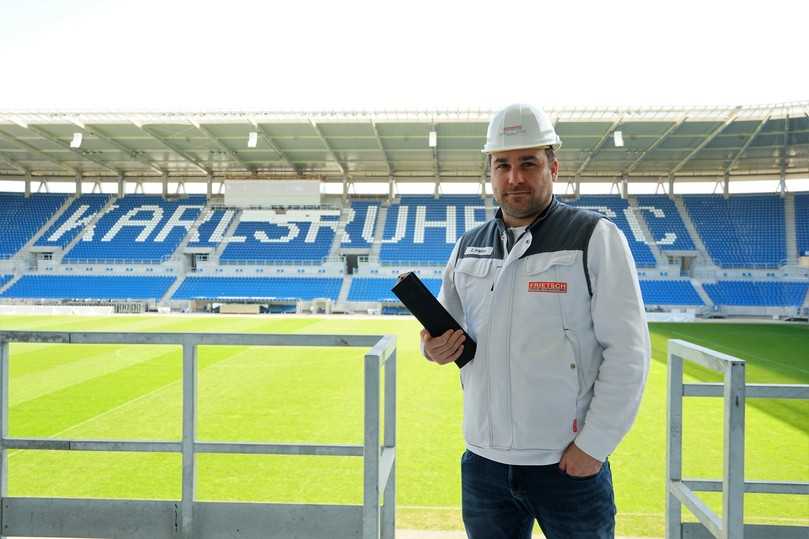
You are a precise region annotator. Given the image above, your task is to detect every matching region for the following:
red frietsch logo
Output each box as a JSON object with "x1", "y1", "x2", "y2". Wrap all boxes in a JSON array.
[{"x1": 528, "y1": 281, "x2": 568, "y2": 293}]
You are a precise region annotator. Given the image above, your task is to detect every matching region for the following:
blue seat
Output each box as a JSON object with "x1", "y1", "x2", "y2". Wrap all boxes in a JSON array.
[
  {"x1": 0, "y1": 193, "x2": 68, "y2": 258},
  {"x1": 1, "y1": 275, "x2": 174, "y2": 300},
  {"x1": 36, "y1": 194, "x2": 111, "y2": 248},
  {"x1": 348, "y1": 277, "x2": 441, "y2": 302},
  {"x1": 634, "y1": 196, "x2": 695, "y2": 251},
  {"x1": 173, "y1": 277, "x2": 342, "y2": 300},
  {"x1": 703, "y1": 281, "x2": 808, "y2": 306},
  {"x1": 639, "y1": 280, "x2": 703, "y2": 305},
  {"x1": 795, "y1": 194, "x2": 809, "y2": 257},
  {"x1": 684, "y1": 195, "x2": 786, "y2": 268}
]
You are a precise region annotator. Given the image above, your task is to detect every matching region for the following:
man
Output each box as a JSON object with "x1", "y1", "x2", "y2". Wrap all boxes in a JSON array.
[{"x1": 421, "y1": 103, "x2": 650, "y2": 539}]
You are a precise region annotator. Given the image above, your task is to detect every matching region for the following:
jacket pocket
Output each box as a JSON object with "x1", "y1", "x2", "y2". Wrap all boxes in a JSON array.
[
  {"x1": 509, "y1": 333, "x2": 579, "y2": 451},
  {"x1": 454, "y1": 258, "x2": 492, "y2": 339}
]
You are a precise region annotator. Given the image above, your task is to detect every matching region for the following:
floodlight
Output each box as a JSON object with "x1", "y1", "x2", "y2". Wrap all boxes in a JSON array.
[
  {"x1": 613, "y1": 130, "x2": 624, "y2": 147},
  {"x1": 248, "y1": 131, "x2": 258, "y2": 148},
  {"x1": 70, "y1": 133, "x2": 83, "y2": 149},
  {"x1": 428, "y1": 130, "x2": 437, "y2": 148}
]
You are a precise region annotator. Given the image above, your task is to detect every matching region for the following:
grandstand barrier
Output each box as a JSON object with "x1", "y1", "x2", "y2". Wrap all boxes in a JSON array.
[
  {"x1": 666, "y1": 339, "x2": 809, "y2": 539},
  {"x1": 0, "y1": 330, "x2": 397, "y2": 539}
]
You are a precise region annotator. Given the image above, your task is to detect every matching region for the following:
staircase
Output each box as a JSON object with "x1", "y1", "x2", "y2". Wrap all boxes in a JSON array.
[
  {"x1": 160, "y1": 274, "x2": 186, "y2": 304},
  {"x1": 209, "y1": 209, "x2": 242, "y2": 264},
  {"x1": 672, "y1": 196, "x2": 714, "y2": 266},
  {"x1": 19, "y1": 194, "x2": 77, "y2": 253},
  {"x1": 327, "y1": 207, "x2": 352, "y2": 259},
  {"x1": 368, "y1": 204, "x2": 389, "y2": 262},
  {"x1": 337, "y1": 273, "x2": 353, "y2": 304},
  {"x1": 0, "y1": 274, "x2": 22, "y2": 295},
  {"x1": 690, "y1": 278, "x2": 714, "y2": 307},
  {"x1": 784, "y1": 193, "x2": 798, "y2": 264},
  {"x1": 56, "y1": 195, "x2": 118, "y2": 263},
  {"x1": 627, "y1": 197, "x2": 667, "y2": 267},
  {"x1": 170, "y1": 206, "x2": 215, "y2": 260}
]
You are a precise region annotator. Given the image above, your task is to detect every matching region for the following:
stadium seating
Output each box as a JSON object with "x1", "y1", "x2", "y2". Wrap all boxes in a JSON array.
[
  {"x1": 379, "y1": 196, "x2": 487, "y2": 264},
  {"x1": 342, "y1": 200, "x2": 379, "y2": 248},
  {"x1": 348, "y1": 277, "x2": 442, "y2": 302},
  {"x1": 1, "y1": 275, "x2": 174, "y2": 300},
  {"x1": 63, "y1": 195, "x2": 207, "y2": 263},
  {"x1": 634, "y1": 196, "x2": 695, "y2": 251},
  {"x1": 173, "y1": 276, "x2": 342, "y2": 300},
  {"x1": 683, "y1": 195, "x2": 786, "y2": 268},
  {"x1": 0, "y1": 275, "x2": 12, "y2": 290},
  {"x1": 795, "y1": 193, "x2": 809, "y2": 256},
  {"x1": 187, "y1": 208, "x2": 236, "y2": 248},
  {"x1": 639, "y1": 280, "x2": 703, "y2": 305},
  {"x1": 35, "y1": 194, "x2": 112, "y2": 248},
  {"x1": 0, "y1": 193, "x2": 68, "y2": 258},
  {"x1": 219, "y1": 209, "x2": 339, "y2": 263},
  {"x1": 703, "y1": 281, "x2": 808, "y2": 306},
  {"x1": 563, "y1": 196, "x2": 657, "y2": 267}
]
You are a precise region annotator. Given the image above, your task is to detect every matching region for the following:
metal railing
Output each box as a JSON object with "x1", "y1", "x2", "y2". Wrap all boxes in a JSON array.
[
  {"x1": 666, "y1": 339, "x2": 809, "y2": 538},
  {"x1": 0, "y1": 330, "x2": 396, "y2": 539}
]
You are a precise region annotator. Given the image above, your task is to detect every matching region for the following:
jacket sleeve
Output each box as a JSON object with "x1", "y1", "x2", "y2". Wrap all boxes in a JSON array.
[
  {"x1": 574, "y1": 219, "x2": 650, "y2": 462},
  {"x1": 419, "y1": 240, "x2": 464, "y2": 359}
]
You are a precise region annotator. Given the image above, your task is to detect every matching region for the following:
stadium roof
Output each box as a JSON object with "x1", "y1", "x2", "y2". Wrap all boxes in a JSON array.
[{"x1": 1, "y1": 102, "x2": 807, "y2": 184}]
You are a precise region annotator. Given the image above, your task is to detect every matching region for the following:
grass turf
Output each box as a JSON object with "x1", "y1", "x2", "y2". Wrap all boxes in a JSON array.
[{"x1": 1, "y1": 315, "x2": 807, "y2": 536}]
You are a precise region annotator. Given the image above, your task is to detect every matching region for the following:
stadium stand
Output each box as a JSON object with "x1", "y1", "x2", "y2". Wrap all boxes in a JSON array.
[
  {"x1": 379, "y1": 196, "x2": 487, "y2": 264},
  {"x1": 795, "y1": 193, "x2": 809, "y2": 256},
  {"x1": 563, "y1": 196, "x2": 657, "y2": 267},
  {"x1": 0, "y1": 275, "x2": 12, "y2": 290},
  {"x1": 0, "y1": 193, "x2": 68, "y2": 258},
  {"x1": 683, "y1": 195, "x2": 786, "y2": 268},
  {"x1": 35, "y1": 194, "x2": 112, "y2": 248},
  {"x1": 348, "y1": 277, "x2": 442, "y2": 302},
  {"x1": 639, "y1": 280, "x2": 704, "y2": 306},
  {"x1": 173, "y1": 276, "x2": 342, "y2": 300},
  {"x1": 703, "y1": 281, "x2": 809, "y2": 306},
  {"x1": 634, "y1": 196, "x2": 696, "y2": 251},
  {"x1": 1, "y1": 275, "x2": 174, "y2": 300},
  {"x1": 63, "y1": 195, "x2": 207, "y2": 263},
  {"x1": 342, "y1": 201, "x2": 379, "y2": 249},
  {"x1": 219, "y1": 209, "x2": 339, "y2": 263},
  {"x1": 187, "y1": 208, "x2": 235, "y2": 248}
]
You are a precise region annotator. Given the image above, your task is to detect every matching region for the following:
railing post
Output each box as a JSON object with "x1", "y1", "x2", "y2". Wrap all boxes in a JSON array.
[
  {"x1": 381, "y1": 349, "x2": 396, "y2": 539},
  {"x1": 363, "y1": 350, "x2": 380, "y2": 539},
  {"x1": 180, "y1": 340, "x2": 198, "y2": 539},
  {"x1": 723, "y1": 361, "x2": 745, "y2": 539},
  {"x1": 0, "y1": 339, "x2": 9, "y2": 527},
  {"x1": 666, "y1": 348, "x2": 683, "y2": 539}
]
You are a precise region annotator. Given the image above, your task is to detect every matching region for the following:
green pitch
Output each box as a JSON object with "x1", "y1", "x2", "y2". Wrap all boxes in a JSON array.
[{"x1": 2, "y1": 315, "x2": 807, "y2": 537}]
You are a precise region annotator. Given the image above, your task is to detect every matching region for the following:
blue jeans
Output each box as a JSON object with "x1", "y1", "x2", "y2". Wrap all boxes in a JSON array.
[{"x1": 461, "y1": 450, "x2": 616, "y2": 539}]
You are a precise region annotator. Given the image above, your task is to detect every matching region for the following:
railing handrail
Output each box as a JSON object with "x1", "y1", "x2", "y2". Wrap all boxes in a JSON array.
[
  {"x1": 666, "y1": 339, "x2": 809, "y2": 539},
  {"x1": 0, "y1": 330, "x2": 397, "y2": 539}
]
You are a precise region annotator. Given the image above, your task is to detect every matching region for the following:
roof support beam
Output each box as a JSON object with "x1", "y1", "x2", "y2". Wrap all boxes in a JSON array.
[
  {"x1": 669, "y1": 108, "x2": 740, "y2": 176},
  {"x1": 779, "y1": 114, "x2": 790, "y2": 195},
  {"x1": 249, "y1": 120, "x2": 300, "y2": 175},
  {"x1": 0, "y1": 127, "x2": 78, "y2": 175},
  {"x1": 139, "y1": 126, "x2": 211, "y2": 176},
  {"x1": 432, "y1": 123, "x2": 440, "y2": 179},
  {"x1": 575, "y1": 118, "x2": 622, "y2": 177},
  {"x1": 0, "y1": 150, "x2": 29, "y2": 174},
  {"x1": 624, "y1": 117, "x2": 686, "y2": 175},
  {"x1": 723, "y1": 114, "x2": 771, "y2": 176},
  {"x1": 86, "y1": 124, "x2": 167, "y2": 176},
  {"x1": 310, "y1": 120, "x2": 348, "y2": 177},
  {"x1": 370, "y1": 120, "x2": 393, "y2": 176},
  {"x1": 195, "y1": 124, "x2": 256, "y2": 173},
  {"x1": 27, "y1": 125, "x2": 122, "y2": 176}
]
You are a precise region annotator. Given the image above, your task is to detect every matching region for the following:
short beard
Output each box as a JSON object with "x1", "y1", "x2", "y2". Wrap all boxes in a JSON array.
[{"x1": 498, "y1": 195, "x2": 551, "y2": 222}]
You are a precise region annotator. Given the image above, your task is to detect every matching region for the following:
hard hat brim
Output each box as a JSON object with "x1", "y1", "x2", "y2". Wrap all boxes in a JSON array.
[{"x1": 481, "y1": 142, "x2": 562, "y2": 154}]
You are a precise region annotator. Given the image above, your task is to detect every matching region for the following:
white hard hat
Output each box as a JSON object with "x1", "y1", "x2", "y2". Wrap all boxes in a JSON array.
[{"x1": 482, "y1": 103, "x2": 561, "y2": 154}]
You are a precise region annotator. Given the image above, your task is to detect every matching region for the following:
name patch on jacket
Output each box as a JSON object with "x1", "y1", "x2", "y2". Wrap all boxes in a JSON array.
[
  {"x1": 528, "y1": 281, "x2": 568, "y2": 293},
  {"x1": 465, "y1": 246, "x2": 493, "y2": 256}
]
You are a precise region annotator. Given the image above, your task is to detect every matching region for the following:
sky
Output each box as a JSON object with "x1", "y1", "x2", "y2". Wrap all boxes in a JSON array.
[{"x1": 1, "y1": 0, "x2": 807, "y2": 111}]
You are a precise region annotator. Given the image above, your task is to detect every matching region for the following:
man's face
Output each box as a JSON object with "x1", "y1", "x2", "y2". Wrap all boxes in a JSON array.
[{"x1": 490, "y1": 147, "x2": 558, "y2": 226}]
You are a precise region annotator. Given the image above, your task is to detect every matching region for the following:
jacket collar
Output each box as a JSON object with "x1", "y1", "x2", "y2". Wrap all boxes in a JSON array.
[{"x1": 494, "y1": 196, "x2": 558, "y2": 236}]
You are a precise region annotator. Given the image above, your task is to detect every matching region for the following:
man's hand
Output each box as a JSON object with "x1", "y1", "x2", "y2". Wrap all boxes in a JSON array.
[
  {"x1": 559, "y1": 442, "x2": 602, "y2": 477},
  {"x1": 421, "y1": 328, "x2": 465, "y2": 365}
]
